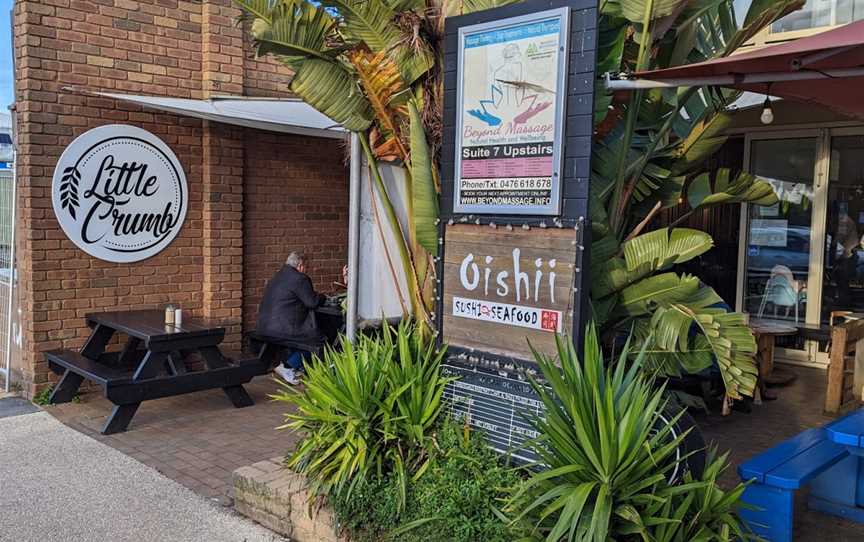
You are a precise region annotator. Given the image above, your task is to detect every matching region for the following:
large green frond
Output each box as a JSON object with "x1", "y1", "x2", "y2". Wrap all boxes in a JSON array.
[
  {"x1": 687, "y1": 168, "x2": 779, "y2": 209},
  {"x1": 409, "y1": 100, "x2": 439, "y2": 255},
  {"x1": 290, "y1": 59, "x2": 374, "y2": 131}
]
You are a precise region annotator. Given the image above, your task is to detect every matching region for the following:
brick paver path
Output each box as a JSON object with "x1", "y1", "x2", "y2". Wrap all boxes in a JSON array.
[
  {"x1": 46, "y1": 365, "x2": 864, "y2": 539},
  {"x1": 46, "y1": 375, "x2": 296, "y2": 505}
]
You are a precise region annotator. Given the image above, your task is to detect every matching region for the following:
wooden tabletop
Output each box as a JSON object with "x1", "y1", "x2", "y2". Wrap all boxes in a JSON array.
[
  {"x1": 750, "y1": 319, "x2": 798, "y2": 337},
  {"x1": 86, "y1": 310, "x2": 225, "y2": 343}
]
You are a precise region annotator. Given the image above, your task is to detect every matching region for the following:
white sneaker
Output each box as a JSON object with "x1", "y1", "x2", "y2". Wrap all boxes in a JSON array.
[{"x1": 275, "y1": 366, "x2": 301, "y2": 385}]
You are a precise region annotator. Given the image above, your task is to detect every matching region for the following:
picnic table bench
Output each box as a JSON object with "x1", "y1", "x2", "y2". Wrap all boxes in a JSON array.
[
  {"x1": 46, "y1": 310, "x2": 271, "y2": 434},
  {"x1": 739, "y1": 409, "x2": 864, "y2": 541}
]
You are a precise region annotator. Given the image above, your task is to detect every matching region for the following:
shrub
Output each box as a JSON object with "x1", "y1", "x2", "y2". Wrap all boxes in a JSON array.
[
  {"x1": 640, "y1": 449, "x2": 754, "y2": 542},
  {"x1": 505, "y1": 325, "x2": 753, "y2": 541},
  {"x1": 273, "y1": 321, "x2": 451, "y2": 505},
  {"x1": 330, "y1": 418, "x2": 522, "y2": 542}
]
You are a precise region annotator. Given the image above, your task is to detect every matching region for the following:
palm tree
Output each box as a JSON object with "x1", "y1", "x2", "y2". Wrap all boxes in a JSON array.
[{"x1": 236, "y1": 0, "x2": 804, "y2": 399}]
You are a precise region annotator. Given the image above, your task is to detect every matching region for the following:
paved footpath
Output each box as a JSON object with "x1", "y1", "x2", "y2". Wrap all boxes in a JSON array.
[{"x1": 0, "y1": 399, "x2": 285, "y2": 542}]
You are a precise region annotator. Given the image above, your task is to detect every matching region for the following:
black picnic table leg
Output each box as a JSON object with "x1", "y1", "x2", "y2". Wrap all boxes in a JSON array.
[
  {"x1": 81, "y1": 323, "x2": 116, "y2": 360},
  {"x1": 99, "y1": 351, "x2": 168, "y2": 434},
  {"x1": 102, "y1": 404, "x2": 141, "y2": 435},
  {"x1": 199, "y1": 346, "x2": 255, "y2": 408},
  {"x1": 48, "y1": 370, "x2": 84, "y2": 404}
]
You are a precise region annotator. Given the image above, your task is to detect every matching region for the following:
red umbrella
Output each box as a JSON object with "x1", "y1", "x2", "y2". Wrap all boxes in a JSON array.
[{"x1": 607, "y1": 20, "x2": 864, "y2": 120}]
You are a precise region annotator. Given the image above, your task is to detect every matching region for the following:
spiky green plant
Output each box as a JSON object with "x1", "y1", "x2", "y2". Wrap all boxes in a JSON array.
[
  {"x1": 506, "y1": 325, "x2": 756, "y2": 541},
  {"x1": 507, "y1": 325, "x2": 689, "y2": 542},
  {"x1": 274, "y1": 321, "x2": 452, "y2": 508}
]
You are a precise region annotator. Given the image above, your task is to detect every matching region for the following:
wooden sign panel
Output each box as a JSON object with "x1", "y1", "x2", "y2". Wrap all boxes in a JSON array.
[{"x1": 442, "y1": 224, "x2": 578, "y2": 361}]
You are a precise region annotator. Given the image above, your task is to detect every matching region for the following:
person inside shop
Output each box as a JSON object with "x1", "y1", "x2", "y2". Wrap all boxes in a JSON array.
[{"x1": 257, "y1": 252, "x2": 346, "y2": 385}]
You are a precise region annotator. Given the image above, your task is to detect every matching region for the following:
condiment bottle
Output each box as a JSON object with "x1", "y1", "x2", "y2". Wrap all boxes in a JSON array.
[{"x1": 165, "y1": 304, "x2": 176, "y2": 325}]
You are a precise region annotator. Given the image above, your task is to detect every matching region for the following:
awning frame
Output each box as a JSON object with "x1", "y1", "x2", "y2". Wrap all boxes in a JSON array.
[{"x1": 604, "y1": 66, "x2": 864, "y2": 91}]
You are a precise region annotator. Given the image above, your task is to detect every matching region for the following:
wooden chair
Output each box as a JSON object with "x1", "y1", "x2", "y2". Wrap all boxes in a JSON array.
[{"x1": 824, "y1": 316, "x2": 864, "y2": 414}]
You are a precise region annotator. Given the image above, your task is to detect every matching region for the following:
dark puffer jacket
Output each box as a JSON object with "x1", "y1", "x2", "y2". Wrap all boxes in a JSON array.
[{"x1": 256, "y1": 265, "x2": 325, "y2": 347}]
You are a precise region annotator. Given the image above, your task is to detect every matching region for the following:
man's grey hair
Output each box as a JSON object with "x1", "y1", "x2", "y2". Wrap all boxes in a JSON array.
[{"x1": 286, "y1": 252, "x2": 305, "y2": 269}]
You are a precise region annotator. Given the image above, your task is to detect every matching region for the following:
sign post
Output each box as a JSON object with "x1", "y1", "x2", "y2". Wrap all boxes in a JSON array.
[{"x1": 439, "y1": 0, "x2": 597, "y2": 461}]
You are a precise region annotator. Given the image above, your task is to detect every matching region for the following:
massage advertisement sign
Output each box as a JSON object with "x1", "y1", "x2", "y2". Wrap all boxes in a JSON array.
[
  {"x1": 442, "y1": 224, "x2": 577, "y2": 361},
  {"x1": 51, "y1": 125, "x2": 188, "y2": 263},
  {"x1": 454, "y1": 8, "x2": 569, "y2": 215}
]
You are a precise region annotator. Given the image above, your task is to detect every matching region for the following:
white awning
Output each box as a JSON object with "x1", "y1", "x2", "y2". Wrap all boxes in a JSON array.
[{"x1": 91, "y1": 91, "x2": 346, "y2": 139}]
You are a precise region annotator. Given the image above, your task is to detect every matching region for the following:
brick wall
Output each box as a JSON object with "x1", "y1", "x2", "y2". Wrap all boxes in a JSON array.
[
  {"x1": 12, "y1": 0, "x2": 348, "y2": 397},
  {"x1": 242, "y1": 130, "x2": 349, "y2": 332}
]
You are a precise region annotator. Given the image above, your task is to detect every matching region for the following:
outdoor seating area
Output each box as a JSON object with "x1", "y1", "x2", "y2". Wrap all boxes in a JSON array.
[
  {"x1": 47, "y1": 310, "x2": 271, "y2": 434},
  {"x1": 35, "y1": 360, "x2": 863, "y2": 539},
  {"x1": 10, "y1": 0, "x2": 864, "y2": 540}
]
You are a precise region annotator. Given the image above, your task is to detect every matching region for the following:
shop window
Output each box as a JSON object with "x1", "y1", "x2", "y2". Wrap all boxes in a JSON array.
[{"x1": 771, "y1": 0, "x2": 864, "y2": 34}]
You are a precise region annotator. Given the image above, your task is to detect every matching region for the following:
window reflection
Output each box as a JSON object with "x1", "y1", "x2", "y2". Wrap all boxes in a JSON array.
[
  {"x1": 772, "y1": 0, "x2": 864, "y2": 33},
  {"x1": 744, "y1": 139, "x2": 817, "y2": 324},
  {"x1": 821, "y1": 136, "x2": 864, "y2": 323}
]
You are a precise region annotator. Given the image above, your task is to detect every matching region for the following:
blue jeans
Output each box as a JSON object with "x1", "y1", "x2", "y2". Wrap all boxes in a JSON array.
[{"x1": 283, "y1": 349, "x2": 314, "y2": 370}]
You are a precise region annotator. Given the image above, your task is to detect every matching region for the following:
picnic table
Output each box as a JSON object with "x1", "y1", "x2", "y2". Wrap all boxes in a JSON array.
[
  {"x1": 46, "y1": 310, "x2": 270, "y2": 434},
  {"x1": 807, "y1": 409, "x2": 864, "y2": 523}
]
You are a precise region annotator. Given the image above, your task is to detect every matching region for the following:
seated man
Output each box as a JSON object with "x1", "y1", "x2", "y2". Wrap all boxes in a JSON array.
[{"x1": 257, "y1": 252, "x2": 326, "y2": 384}]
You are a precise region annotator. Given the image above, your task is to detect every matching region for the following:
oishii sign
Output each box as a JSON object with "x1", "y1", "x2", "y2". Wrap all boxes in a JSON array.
[
  {"x1": 52, "y1": 125, "x2": 188, "y2": 263},
  {"x1": 442, "y1": 224, "x2": 577, "y2": 361},
  {"x1": 453, "y1": 8, "x2": 569, "y2": 215}
]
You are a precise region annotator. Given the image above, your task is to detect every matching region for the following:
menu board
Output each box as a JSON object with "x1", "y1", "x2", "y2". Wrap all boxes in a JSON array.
[
  {"x1": 454, "y1": 8, "x2": 569, "y2": 215},
  {"x1": 442, "y1": 362, "x2": 542, "y2": 463}
]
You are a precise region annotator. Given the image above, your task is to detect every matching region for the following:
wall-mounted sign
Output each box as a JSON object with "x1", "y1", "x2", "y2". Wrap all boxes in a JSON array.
[
  {"x1": 51, "y1": 125, "x2": 188, "y2": 263},
  {"x1": 442, "y1": 224, "x2": 578, "y2": 361},
  {"x1": 453, "y1": 8, "x2": 569, "y2": 215}
]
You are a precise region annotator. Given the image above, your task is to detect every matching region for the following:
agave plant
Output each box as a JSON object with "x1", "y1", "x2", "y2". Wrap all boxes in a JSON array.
[
  {"x1": 506, "y1": 326, "x2": 754, "y2": 542},
  {"x1": 589, "y1": 0, "x2": 805, "y2": 399},
  {"x1": 274, "y1": 321, "x2": 451, "y2": 508},
  {"x1": 506, "y1": 326, "x2": 689, "y2": 542},
  {"x1": 635, "y1": 449, "x2": 755, "y2": 542}
]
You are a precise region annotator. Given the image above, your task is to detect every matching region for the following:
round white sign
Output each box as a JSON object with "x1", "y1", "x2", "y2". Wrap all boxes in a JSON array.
[{"x1": 51, "y1": 125, "x2": 188, "y2": 263}]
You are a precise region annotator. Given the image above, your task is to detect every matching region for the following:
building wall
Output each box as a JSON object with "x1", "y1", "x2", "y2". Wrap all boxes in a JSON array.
[
  {"x1": 242, "y1": 131, "x2": 349, "y2": 332},
  {"x1": 12, "y1": 0, "x2": 348, "y2": 397}
]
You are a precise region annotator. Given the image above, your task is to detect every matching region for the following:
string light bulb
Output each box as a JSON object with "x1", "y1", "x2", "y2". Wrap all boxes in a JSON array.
[{"x1": 761, "y1": 84, "x2": 774, "y2": 125}]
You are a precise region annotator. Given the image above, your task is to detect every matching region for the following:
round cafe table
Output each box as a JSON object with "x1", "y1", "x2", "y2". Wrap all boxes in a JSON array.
[{"x1": 750, "y1": 319, "x2": 798, "y2": 401}]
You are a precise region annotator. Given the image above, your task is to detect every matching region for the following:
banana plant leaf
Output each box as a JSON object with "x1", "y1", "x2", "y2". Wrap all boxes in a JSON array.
[
  {"x1": 409, "y1": 100, "x2": 439, "y2": 255},
  {"x1": 723, "y1": 0, "x2": 806, "y2": 55},
  {"x1": 290, "y1": 59, "x2": 374, "y2": 131},
  {"x1": 687, "y1": 168, "x2": 779, "y2": 209},
  {"x1": 623, "y1": 228, "x2": 714, "y2": 273}
]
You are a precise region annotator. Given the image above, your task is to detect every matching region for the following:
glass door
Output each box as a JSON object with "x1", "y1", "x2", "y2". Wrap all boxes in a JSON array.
[
  {"x1": 738, "y1": 134, "x2": 826, "y2": 363},
  {"x1": 741, "y1": 138, "x2": 818, "y2": 321},
  {"x1": 821, "y1": 134, "x2": 864, "y2": 323}
]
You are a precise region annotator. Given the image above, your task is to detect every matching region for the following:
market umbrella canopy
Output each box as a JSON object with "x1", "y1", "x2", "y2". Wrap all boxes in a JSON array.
[{"x1": 608, "y1": 20, "x2": 864, "y2": 120}]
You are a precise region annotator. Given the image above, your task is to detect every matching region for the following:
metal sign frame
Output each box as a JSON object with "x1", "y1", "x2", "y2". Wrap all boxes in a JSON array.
[{"x1": 453, "y1": 8, "x2": 570, "y2": 216}]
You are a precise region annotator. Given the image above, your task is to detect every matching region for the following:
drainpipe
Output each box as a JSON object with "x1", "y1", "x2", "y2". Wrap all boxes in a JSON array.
[
  {"x1": 3, "y1": 145, "x2": 16, "y2": 392},
  {"x1": 346, "y1": 132, "x2": 361, "y2": 343}
]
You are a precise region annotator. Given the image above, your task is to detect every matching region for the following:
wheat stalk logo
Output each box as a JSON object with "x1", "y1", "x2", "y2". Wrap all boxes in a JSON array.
[{"x1": 59, "y1": 165, "x2": 81, "y2": 219}]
